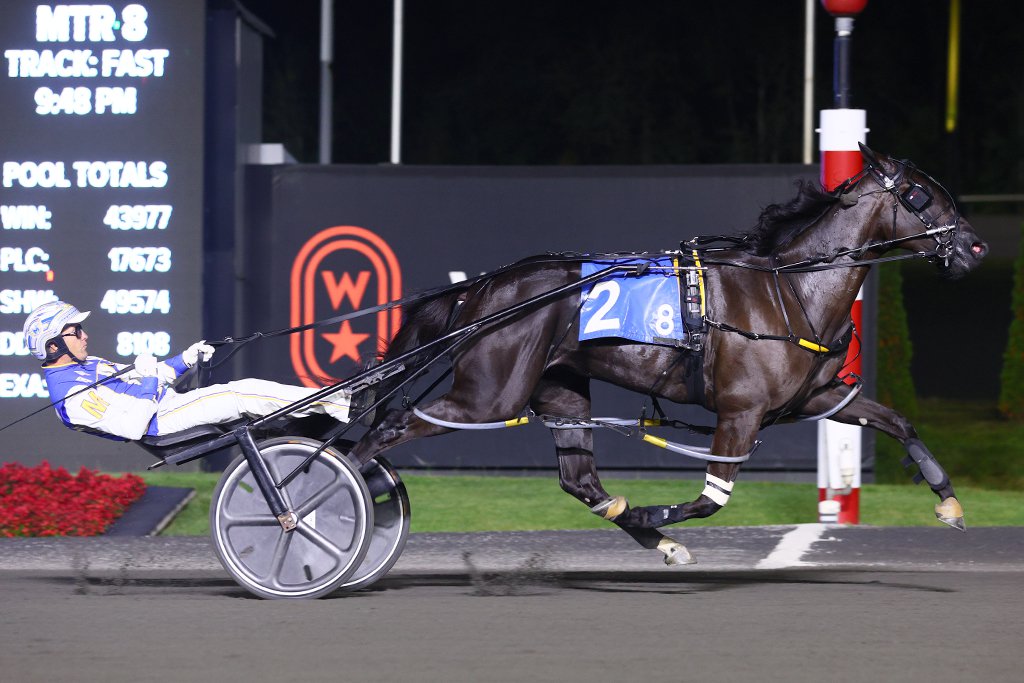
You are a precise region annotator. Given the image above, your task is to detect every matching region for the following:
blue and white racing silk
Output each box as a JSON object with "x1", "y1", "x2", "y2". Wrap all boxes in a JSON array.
[
  {"x1": 44, "y1": 356, "x2": 353, "y2": 442},
  {"x1": 44, "y1": 355, "x2": 189, "y2": 441},
  {"x1": 579, "y1": 256, "x2": 685, "y2": 346}
]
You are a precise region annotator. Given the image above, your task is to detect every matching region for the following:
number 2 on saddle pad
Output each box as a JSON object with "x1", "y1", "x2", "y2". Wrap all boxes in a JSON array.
[{"x1": 579, "y1": 257, "x2": 685, "y2": 346}]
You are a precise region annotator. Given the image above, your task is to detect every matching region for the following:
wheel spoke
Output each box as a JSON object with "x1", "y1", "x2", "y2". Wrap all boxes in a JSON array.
[
  {"x1": 296, "y1": 519, "x2": 354, "y2": 558},
  {"x1": 264, "y1": 458, "x2": 294, "y2": 509},
  {"x1": 222, "y1": 513, "x2": 279, "y2": 528},
  {"x1": 293, "y1": 478, "x2": 345, "y2": 518},
  {"x1": 262, "y1": 528, "x2": 294, "y2": 589}
]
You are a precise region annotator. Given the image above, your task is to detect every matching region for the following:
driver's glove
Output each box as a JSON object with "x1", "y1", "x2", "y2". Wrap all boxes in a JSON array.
[
  {"x1": 133, "y1": 353, "x2": 159, "y2": 377},
  {"x1": 182, "y1": 341, "x2": 215, "y2": 367}
]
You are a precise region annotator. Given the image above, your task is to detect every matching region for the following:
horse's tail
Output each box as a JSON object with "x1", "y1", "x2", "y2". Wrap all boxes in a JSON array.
[
  {"x1": 361, "y1": 282, "x2": 474, "y2": 425},
  {"x1": 385, "y1": 282, "x2": 473, "y2": 360}
]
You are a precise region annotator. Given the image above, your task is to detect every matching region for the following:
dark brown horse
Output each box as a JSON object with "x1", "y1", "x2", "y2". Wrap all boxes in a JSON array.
[{"x1": 350, "y1": 146, "x2": 988, "y2": 564}]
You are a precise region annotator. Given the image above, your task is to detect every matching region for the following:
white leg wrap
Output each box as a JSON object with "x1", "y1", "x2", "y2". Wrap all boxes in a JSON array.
[{"x1": 701, "y1": 474, "x2": 734, "y2": 507}]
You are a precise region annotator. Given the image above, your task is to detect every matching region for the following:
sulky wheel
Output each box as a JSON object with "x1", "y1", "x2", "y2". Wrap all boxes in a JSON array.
[
  {"x1": 340, "y1": 456, "x2": 411, "y2": 592},
  {"x1": 210, "y1": 437, "x2": 373, "y2": 599}
]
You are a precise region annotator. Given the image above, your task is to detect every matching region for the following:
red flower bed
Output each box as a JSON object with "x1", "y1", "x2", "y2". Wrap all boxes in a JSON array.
[{"x1": 0, "y1": 461, "x2": 146, "y2": 537}]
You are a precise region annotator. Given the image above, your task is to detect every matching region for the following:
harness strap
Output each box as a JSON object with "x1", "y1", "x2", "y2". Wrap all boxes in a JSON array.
[
  {"x1": 411, "y1": 408, "x2": 753, "y2": 464},
  {"x1": 678, "y1": 250, "x2": 707, "y2": 351},
  {"x1": 703, "y1": 318, "x2": 833, "y2": 354},
  {"x1": 412, "y1": 407, "x2": 530, "y2": 430},
  {"x1": 796, "y1": 377, "x2": 863, "y2": 421},
  {"x1": 640, "y1": 434, "x2": 757, "y2": 463},
  {"x1": 685, "y1": 250, "x2": 706, "y2": 318}
]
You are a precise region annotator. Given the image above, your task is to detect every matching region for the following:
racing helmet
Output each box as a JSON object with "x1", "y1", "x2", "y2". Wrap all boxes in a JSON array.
[{"x1": 22, "y1": 300, "x2": 90, "y2": 360}]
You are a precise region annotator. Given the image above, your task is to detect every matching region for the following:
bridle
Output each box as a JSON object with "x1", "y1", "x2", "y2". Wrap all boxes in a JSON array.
[
  {"x1": 689, "y1": 156, "x2": 966, "y2": 276},
  {"x1": 843, "y1": 157, "x2": 962, "y2": 268},
  {"x1": 685, "y1": 156, "x2": 969, "y2": 360}
]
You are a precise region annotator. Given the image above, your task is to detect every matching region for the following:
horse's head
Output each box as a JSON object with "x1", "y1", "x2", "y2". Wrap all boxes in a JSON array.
[{"x1": 858, "y1": 144, "x2": 988, "y2": 280}]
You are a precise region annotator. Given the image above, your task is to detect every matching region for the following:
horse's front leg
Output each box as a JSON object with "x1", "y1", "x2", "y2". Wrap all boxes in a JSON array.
[{"x1": 800, "y1": 387, "x2": 964, "y2": 531}]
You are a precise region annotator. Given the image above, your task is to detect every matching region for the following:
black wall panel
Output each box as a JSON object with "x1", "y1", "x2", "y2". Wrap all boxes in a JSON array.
[{"x1": 238, "y1": 163, "x2": 872, "y2": 472}]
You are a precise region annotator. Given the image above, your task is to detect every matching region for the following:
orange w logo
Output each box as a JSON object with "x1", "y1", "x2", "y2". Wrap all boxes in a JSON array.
[
  {"x1": 321, "y1": 271, "x2": 371, "y2": 309},
  {"x1": 289, "y1": 226, "x2": 403, "y2": 388}
]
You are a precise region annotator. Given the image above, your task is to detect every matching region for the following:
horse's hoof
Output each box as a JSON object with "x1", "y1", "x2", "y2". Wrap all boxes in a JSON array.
[
  {"x1": 658, "y1": 538, "x2": 696, "y2": 566},
  {"x1": 935, "y1": 497, "x2": 966, "y2": 532}
]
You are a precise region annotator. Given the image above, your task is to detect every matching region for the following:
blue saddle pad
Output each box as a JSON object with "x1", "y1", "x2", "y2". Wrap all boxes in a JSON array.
[{"x1": 579, "y1": 257, "x2": 685, "y2": 346}]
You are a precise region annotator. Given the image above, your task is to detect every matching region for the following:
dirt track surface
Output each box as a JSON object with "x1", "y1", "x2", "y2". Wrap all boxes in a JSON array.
[{"x1": 2, "y1": 527, "x2": 1022, "y2": 682}]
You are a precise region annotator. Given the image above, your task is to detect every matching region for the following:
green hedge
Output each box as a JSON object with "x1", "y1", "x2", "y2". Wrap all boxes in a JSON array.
[
  {"x1": 875, "y1": 263, "x2": 918, "y2": 421},
  {"x1": 999, "y1": 222, "x2": 1024, "y2": 420}
]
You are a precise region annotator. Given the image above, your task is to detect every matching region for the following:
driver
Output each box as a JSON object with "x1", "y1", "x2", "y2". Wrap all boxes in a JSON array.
[{"x1": 23, "y1": 300, "x2": 360, "y2": 442}]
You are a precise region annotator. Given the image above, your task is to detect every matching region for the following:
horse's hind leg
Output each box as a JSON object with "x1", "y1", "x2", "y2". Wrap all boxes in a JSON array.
[
  {"x1": 800, "y1": 388, "x2": 964, "y2": 531},
  {"x1": 611, "y1": 410, "x2": 762, "y2": 529},
  {"x1": 530, "y1": 370, "x2": 695, "y2": 565},
  {"x1": 349, "y1": 402, "x2": 455, "y2": 467}
]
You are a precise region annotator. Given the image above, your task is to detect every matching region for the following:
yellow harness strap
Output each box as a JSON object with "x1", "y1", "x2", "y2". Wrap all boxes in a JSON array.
[
  {"x1": 690, "y1": 250, "x2": 706, "y2": 316},
  {"x1": 797, "y1": 338, "x2": 830, "y2": 353}
]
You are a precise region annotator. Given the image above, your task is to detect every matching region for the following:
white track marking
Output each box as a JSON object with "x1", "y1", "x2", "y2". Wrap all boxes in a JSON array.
[{"x1": 756, "y1": 524, "x2": 827, "y2": 569}]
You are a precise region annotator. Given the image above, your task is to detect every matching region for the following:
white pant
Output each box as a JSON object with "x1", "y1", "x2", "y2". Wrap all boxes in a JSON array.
[{"x1": 153, "y1": 379, "x2": 350, "y2": 436}]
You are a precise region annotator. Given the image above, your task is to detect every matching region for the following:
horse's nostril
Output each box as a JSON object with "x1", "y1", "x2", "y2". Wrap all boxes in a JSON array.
[{"x1": 971, "y1": 242, "x2": 988, "y2": 258}]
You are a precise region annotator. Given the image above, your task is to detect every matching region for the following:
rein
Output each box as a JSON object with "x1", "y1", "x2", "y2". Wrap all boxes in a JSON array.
[
  {"x1": 210, "y1": 161, "x2": 947, "y2": 364},
  {"x1": 200, "y1": 258, "x2": 593, "y2": 372},
  {"x1": 0, "y1": 363, "x2": 136, "y2": 434},
  {"x1": 688, "y1": 157, "x2": 962, "y2": 273}
]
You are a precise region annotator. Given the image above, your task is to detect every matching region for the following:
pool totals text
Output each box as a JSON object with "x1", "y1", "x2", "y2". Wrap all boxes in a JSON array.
[{"x1": 0, "y1": 1, "x2": 205, "y2": 401}]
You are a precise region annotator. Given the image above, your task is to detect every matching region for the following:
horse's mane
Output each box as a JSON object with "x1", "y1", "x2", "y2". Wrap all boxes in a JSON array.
[
  {"x1": 741, "y1": 180, "x2": 838, "y2": 256},
  {"x1": 389, "y1": 185, "x2": 838, "y2": 357}
]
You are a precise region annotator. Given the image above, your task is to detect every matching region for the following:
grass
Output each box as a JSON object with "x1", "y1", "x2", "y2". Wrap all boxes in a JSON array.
[
  {"x1": 401, "y1": 476, "x2": 1024, "y2": 530},
  {"x1": 141, "y1": 472, "x2": 1024, "y2": 536},
  {"x1": 875, "y1": 397, "x2": 1024, "y2": 490},
  {"x1": 139, "y1": 397, "x2": 1024, "y2": 536},
  {"x1": 138, "y1": 471, "x2": 218, "y2": 536}
]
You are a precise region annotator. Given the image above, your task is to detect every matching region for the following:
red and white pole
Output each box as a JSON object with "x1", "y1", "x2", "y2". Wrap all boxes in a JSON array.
[
  {"x1": 817, "y1": 0, "x2": 868, "y2": 525},
  {"x1": 817, "y1": 110, "x2": 866, "y2": 525}
]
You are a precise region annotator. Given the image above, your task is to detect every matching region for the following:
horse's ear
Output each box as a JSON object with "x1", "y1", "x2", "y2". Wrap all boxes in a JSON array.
[
  {"x1": 859, "y1": 143, "x2": 899, "y2": 179},
  {"x1": 858, "y1": 142, "x2": 881, "y2": 166}
]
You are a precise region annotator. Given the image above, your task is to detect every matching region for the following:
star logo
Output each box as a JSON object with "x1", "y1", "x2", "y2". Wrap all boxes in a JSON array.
[{"x1": 321, "y1": 320, "x2": 370, "y2": 364}]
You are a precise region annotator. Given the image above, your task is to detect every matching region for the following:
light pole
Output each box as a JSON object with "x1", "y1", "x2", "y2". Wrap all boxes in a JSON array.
[
  {"x1": 390, "y1": 0, "x2": 404, "y2": 164},
  {"x1": 319, "y1": 0, "x2": 333, "y2": 164}
]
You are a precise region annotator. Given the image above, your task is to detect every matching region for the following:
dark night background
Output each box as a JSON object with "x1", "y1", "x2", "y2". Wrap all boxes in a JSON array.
[
  {"x1": 236, "y1": 0, "x2": 1022, "y2": 400},
  {"x1": 240, "y1": 0, "x2": 1022, "y2": 199}
]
